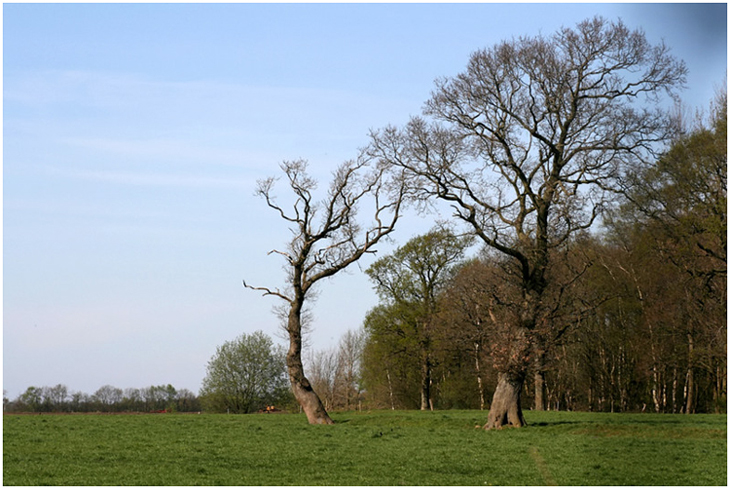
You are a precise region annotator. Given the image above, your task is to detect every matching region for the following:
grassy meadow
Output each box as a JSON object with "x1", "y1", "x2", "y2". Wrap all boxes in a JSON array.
[{"x1": 3, "y1": 410, "x2": 726, "y2": 485}]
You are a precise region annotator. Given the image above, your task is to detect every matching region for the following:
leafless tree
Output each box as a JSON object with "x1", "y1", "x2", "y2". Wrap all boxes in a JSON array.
[
  {"x1": 94, "y1": 385, "x2": 123, "y2": 408},
  {"x1": 305, "y1": 346, "x2": 339, "y2": 411},
  {"x1": 244, "y1": 158, "x2": 404, "y2": 424},
  {"x1": 44, "y1": 384, "x2": 69, "y2": 409},
  {"x1": 303, "y1": 328, "x2": 365, "y2": 412},
  {"x1": 335, "y1": 328, "x2": 365, "y2": 410},
  {"x1": 367, "y1": 17, "x2": 686, "y2": 428}
]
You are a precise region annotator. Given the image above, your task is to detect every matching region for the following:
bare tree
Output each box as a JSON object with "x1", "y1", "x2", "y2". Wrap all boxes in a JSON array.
[
  {"x1": 44, "y1": 384, "x2": 69, "y2": 410},
  {"x1": 244, "y1": 158, "x2": 404, "y2": 424},
  {"x1": 305, "y1": 329, "x2": 365, "y2": 412},
  {"x1": 335, "y1": 328, "x2": 365, "y2": 410},
  {"x1": 305, "y1": 346, "x2": 339, "y2": 411},
  {"x1": 94, "y1": 385, "x2": 123, "y2": 409},
  {"x1": 367, "y1": 17, "x2": 686, "y2": 428}
]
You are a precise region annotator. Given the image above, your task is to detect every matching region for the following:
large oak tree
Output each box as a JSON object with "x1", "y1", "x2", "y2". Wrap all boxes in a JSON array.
[{"x1": 366, "y1": 17, "x2": 686, "y2": 428}]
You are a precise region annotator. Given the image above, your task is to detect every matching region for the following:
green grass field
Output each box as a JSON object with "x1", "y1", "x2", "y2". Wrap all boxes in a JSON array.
[{"x1": 3, "y1": 410, "x2": 726, "y2": 485}]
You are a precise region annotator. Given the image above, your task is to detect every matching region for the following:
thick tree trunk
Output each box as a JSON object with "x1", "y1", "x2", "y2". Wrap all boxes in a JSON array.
[
  {"x1": 483, "y1": 288, "x2": 537, "y2": 429},
  {"x1": 484, "y1": 325, "x2": 530, "y2": 429},
  {"x1": 485, "y1": 371, "x2": 527, "y2": 429},
  {"x1": 287, "y1": 301, "x2": 334, "y2": 425}
]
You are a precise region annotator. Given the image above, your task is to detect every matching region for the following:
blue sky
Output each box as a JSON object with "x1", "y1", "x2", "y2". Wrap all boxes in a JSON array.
[{"x1": 3, "y1": 2, "x2": 727, "y2": 399}]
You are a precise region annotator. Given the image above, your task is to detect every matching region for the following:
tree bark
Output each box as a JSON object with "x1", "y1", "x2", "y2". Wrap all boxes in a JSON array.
[
  {"x1": 683, "y1": 333, "x2": 694, "y2": 414},
  {"x1": 484, "y1": 325, "x2": 530, "y2": 429},
  {"x1": 672, "y1": 367, "x2": 678, "y2": 413},
  {"x1": 534, "y1": 352, "x2": 547, "y2": 411},
  {"x1": 419, "y1": 344, "x2": 432, "y2": 411},
  {"x1": 485, "y1": 371, "x2": 527, "y2": 429},
  {"x1": 386, "y1": 369, "x2": 396, "y2": 410},
  {"x1": 475, "y1": 342, "x2": 486, "y2": 411},
  {"x1": 534, "y1": 370, "x2": 546, "y2": 411},
  {"x1": 714, "y1": 363, "x2": 726, "y2": 414},
  {"x1": 287, "y1": 302, "x2": 333, "y2": 425}
]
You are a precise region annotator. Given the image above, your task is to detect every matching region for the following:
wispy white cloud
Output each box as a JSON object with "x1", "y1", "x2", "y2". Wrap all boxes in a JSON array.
[
  {"x1": 4, "y1": 68, "x2": 413, "y2": 124},
  {"x1": 56, "y1": 135, "x2": 277, "y2": 171},
  {"x1": 5, "y1": 69, "x2": 416, "y2": 191},
  {"x1": 74, "y1": 168, "x2": 255, "y2": 189},
  {"x1": 3, "y1": 198, "x2": 171, "y2": 220},
  {"x1": 4, "y1": 69, "x2": 416, "y2": 144}
]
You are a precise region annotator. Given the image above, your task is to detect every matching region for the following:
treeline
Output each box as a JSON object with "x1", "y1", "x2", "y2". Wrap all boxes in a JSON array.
[
  {"x1": 356, "y1": 92, "x2": 726, "y2": 415},
  {"x1": 4, "y1": 384, "x2": 202, "y2": 413},
  {"x1": 359, "y1": 234, "x2": 725, "y2": 414}
]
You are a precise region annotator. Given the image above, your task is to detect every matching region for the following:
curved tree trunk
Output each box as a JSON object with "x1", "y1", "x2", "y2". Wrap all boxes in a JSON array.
[{"x1": 287, "y1": 301, "x2": 334, "y2": 425}]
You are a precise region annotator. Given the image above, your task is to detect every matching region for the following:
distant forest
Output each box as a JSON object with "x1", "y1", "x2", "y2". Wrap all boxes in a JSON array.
[{"x1": 4, "y1": 384, "x2": 202, "y2": 413}]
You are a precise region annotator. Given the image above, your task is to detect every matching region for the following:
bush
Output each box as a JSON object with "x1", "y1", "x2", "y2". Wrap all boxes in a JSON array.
[{"x1": 200, "y1": 331, "x2": 291, "y2": 413}]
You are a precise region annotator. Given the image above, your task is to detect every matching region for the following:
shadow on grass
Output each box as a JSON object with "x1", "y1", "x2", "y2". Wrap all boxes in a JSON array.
[{"x1": 530, "y1": 420, "x2": 585, "y2": 427}]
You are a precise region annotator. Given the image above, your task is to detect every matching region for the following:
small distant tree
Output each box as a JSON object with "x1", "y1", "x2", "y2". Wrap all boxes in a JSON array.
[
  {"x1": 306, "y1": 346, "x2": 339, "y2": 411},
  {"x1": 141, "y1": 386, "x2": 162, "y2": 411},
  {"x1": 93, "y1": 385, "x2": 123, "y2": 411},
  {"x1": 122, "y1": 388, "x2": 143, "y2": 411},
  {"x1": 69, "y1": 391, "x2": 91, "y2": 412},
  {"x1": 44, "y1": 384, "x2": 70, "y2": 411},
  {"x1": 305, "y1": 328, "x2": 365, "y2": 412},
  {"x1": 175, "y1": 388, "x2": 202, "y2": 412},
  {"x1": 18, "y1": 386, "x2": 43, "y2": 412},
  {"x1": 200, "y1": 331, "x2": 290, "y2": 414},
  {"x1": 335, "y1": 328, "x2": 366, "y2": 410}
]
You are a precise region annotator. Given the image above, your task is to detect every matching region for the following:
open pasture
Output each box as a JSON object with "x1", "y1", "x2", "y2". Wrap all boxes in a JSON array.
[{"x1": 3, "y1": 410, "x2": 726, "y2": 485}]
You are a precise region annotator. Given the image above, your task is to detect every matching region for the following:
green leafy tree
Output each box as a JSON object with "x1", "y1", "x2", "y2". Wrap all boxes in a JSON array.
[
  {"x1": 365, "y1": 227, "x2": 472, "y2": 410},
  {"x1": 200, "y1": 331, "x2": 291, "y2": 414},
  {"x1": 18, "y1": 386, "x2": 43, "y2": 412},
  {"x1": 361, "y1": 303, "x2": 423, "y2": 409}
]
